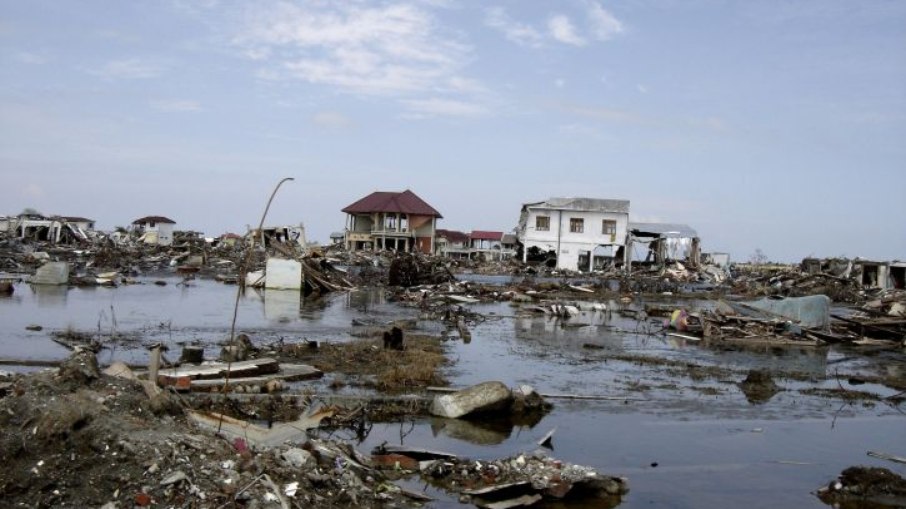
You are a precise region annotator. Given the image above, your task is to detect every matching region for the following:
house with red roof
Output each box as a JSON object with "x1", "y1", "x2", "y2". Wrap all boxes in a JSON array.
[
  {"x1": 470, "y1": 230, "x2": 503, "y2": 250},
  {"x1": 435, "y1": 229, "x2": 470, "y2": 258},
  {"x1": 469, "y1": 230, "x2": 518, "y2": 260},
  {"x1": 342, "y1": 190, "x2": 442, "y2": 253}
]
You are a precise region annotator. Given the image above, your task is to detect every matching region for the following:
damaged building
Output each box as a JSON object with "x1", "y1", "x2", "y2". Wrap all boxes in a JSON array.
[
  {"x1": 435, "y1": 229, "x2": 470, "y2": 259},
  {"x1": 1, "y1": 213, "x2": 95, "y2": 244},
  {"x1": 342, "y1": 189, "x2": 441, "y2": 254},
  {"x1": 856, "y1": 260, "x2": 906, "y2": 290},
  {"x1": 626, "y1": 222, "x2": 701, "y2": 270},
  {"x1": 248, "y1": 224, "x2": 307, "y2": 250},
  {"x1": 517, "y1": 197, "x2": 630, "y2": 272},
  {"x1": 435, "y1": 230, "x2": 517, "y2": 260},
  {"x1": 131, "y1": 216, "x2": 176, "y2": 246}
]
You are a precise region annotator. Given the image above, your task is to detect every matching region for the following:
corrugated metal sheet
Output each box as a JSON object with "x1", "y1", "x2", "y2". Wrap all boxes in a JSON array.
[{"x1": 629, "y1": 222, "x2": 697, "y2": 238}]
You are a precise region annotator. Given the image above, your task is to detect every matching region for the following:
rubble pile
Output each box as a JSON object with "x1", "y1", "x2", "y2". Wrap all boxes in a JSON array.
[
  {"x1": 0, "y1": 351, "x2": 434, "y2": 508},
  {"x1": 816, "y1": 466, "x2": 906, "y2": 508},
  {"x1": 388, "y1": 253, "x2": 455, "y2": 287},
  {"x1": 415, "y1": 451, "x2": 628, "y2": 508},
  {"x1": 731, "y1": 266, "x2": 862, "y2": 303}
]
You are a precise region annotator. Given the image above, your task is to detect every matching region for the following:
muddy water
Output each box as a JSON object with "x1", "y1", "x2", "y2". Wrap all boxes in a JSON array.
[
  {"x1": 0, "y1": 278, "x2": 417, "y2": 366},
  {"x1": 1, "y1": 279, "x2": 904, "y2": 508}
]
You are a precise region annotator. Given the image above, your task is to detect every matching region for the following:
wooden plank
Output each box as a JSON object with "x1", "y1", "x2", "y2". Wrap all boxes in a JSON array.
[
  {"x1": 378, "y1": 445, "x2": 458, "y2": 461},
  {"x1": 157, "y1": 357, "x2": 280, "y2": 381},
  {"x1": 464, "y1": 481, "x2": 533, "y2": 497},
  {"x1": 667, "y1": 332, "x2": 702, "y2": 341},
  {"x1": 188, "y1": 364, "x2": 322, "y2": 391},
  {"x1": 481, "y1": 495, "x2": 542, "y2": 509},
  {"x1": 188, "y1": 407, "x2": 335, "y2": 447},
  {"x1": 721, "y1": 336, "x2": 824, "y2": 347},
  {"x1": 447, "y1": 295, "x2": 480, "y2": 304}
]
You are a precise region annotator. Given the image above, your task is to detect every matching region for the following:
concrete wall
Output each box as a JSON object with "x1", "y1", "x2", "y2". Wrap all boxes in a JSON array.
[
  {"x1": 521, "y1": 208, "x2": 628, "y2": 270},
  {"x1": 265, "y1": 258, "x2": 303, "y2": 291},
  {"x1": 140, "y1": 222, "x2": 174, "y2": 246}
]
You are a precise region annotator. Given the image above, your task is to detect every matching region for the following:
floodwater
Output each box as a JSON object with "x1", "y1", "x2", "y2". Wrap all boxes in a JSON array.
[{"x1": 1, "y1": 278, "x2": 904, "y2": 508}]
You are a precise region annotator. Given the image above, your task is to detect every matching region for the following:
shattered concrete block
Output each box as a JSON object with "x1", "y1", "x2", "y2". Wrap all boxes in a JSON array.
[
  {"x1": 511, "y1": 384, "x2": 547, "y2": 414},
  {"x1": 30, "y1": 262, "x2": 70, "y2": 285},
  {"x1": 265, "y1": 258, "x2": 303, "y2": 290},
  {"x1": 282, "y1": 448, "x2": 314, "y2": 469},
  {"x1": 430, "y1": 381, "x2": 513, "y2": 419},
  {"x1": 58, "y1": 349, "x2": 100, "y2": 384}
]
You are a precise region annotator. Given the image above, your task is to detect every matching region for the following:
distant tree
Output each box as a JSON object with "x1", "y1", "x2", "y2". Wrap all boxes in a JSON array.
[
  {"x1": 20, "y1": 207, "x2": 42, "y2": 216},
  {"x1": 750, "y1": 248, "x2": 768, "y2": 265}
]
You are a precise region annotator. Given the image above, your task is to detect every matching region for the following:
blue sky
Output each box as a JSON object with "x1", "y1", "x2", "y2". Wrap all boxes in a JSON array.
[{"x1": 1, "y1": 0, "x2": 904, "y2": 262}]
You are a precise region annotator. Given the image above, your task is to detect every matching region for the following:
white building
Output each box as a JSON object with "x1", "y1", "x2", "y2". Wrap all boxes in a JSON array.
[
  {"x1": 131, "y1": 216, "x2": 176, "y2": 246},
  {"x1": 517, "y1": 197, "x2": 630, "y2": 272}
]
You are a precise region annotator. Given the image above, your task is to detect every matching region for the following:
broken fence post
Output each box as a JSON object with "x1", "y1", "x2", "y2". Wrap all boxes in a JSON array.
[{"x1": 148, "y1": 344, "x2": 162, "y2": 386}]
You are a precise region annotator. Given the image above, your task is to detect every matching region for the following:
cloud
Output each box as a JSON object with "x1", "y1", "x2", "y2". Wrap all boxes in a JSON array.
[
  {"x1": 22, "y1": 183, "x2": 46, "y2": 200},
  {"x1": 636, "y1": 84, "x2": 648, "y2": 93},
  {"x1": 484, "y1": 7, "x2": 543, "y2": 47},
  {"x1": 402, "y1": 98, "x2": 487, "y2": 118},
  {"x1": 557, "y1": 102, "x2": 653, "y2": 126},
  {"x1": 150, "y1": 100, "x2": 202, "y2": 112},
  {"x1": 687, "y1": 116, "x2": 728, "y2": 132},
  {"x1": 236, "y1": 2, "x2": 470, "y2": 97},
  {"x1": 548, "y1": 15, "x2": 586, "y2": 46},
  {"x1": 487, "y1": 3, "x2": 624, "y2": 47},
  {"x1": 444, "y1": 76, "x2": 487, "y2": 94},
  {"x1": 586, "y1": 2, "x2": 623, "y2": 41},
  {"x1": 312, "y1": 111, "x2": 352, "y2": 129},
  {"x1": 559, "y1": 101, "x2": 730, "y2": 134},
  {"x1": 555, "y1": 78, "x2": 566, "y2": 88},
  {"x1": 14, "y1": 52, "x2": 47, "y2": 65},
  {"x1": 91, "y1": 58, "x2": 164, "y2": 79}
]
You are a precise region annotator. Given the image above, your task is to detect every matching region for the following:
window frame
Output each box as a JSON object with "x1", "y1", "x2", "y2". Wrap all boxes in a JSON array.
[
  {"x1": 535, "y1": 215, "x2": 550, "y2": 231},
  {"x1": 569, "y1": 217, "x2": 584, "y2": 233},
  {"x1": 602, "y1": 219, "x2": 617, "y2": 235}
]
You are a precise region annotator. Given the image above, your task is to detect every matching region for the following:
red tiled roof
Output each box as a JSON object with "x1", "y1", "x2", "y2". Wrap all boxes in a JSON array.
[
  {"x1": 342, "y1": 190, "x2": 442, "y2": 218},
  {"x1": 436, "y1": 229, "x2": 469, "y2": 243},
  {"x1": 132, "y1": 215, "x2": 176, "y2": 225},
  {"x1": 470, "y1": 230, "x2": 503, "y2": 241},
  {"x1": 61, "y1": 216, "x2": 94, "y2": 223}
]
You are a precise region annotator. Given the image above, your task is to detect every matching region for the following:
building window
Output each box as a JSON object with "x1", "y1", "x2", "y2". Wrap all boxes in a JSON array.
[
  {"x1": 569, "y1": 218, "x2": 584, "y2": 233},
  {"x1": 149, "y1": 222, "x2": 156, "y2": 228},
  {"x1": 602, "y1": 220, "x2": 616, "y2": 235},
  {"x1": 536, "y1": 216, "x2": 550, "y2": 231},
  {"x1": 384, "y1": 214, "x2": 396, "y2": 231}
]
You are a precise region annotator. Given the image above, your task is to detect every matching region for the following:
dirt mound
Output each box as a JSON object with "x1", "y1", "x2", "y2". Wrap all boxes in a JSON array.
[{"x1": 817, "y1": 466, "x2": 906, "y2": 508}]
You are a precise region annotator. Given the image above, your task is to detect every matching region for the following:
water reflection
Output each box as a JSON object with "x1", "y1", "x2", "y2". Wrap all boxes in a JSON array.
[
  {"x1": 514, "y1": 307, "x2": 624, "y2": 350},
  {"x1": 430, "y1": 412, "x2": 547, "y2": 446},
  {"x1": 711, "y1": 343, "x2": 829, "y2": 377},
  {"x1": 264, "y1": 289, "x2": 301, "y2": 321},
  {"x1": 30, "y1": 284, "x2": 68, "y2": 306},
  {"x1": 345, "y1": 288, "x2": 389, "y2": 311}
]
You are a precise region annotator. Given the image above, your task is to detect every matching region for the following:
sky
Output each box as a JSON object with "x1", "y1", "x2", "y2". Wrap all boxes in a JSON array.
[{"x1": 1, "y1": 0, "x2": 904, "y2": 262}]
